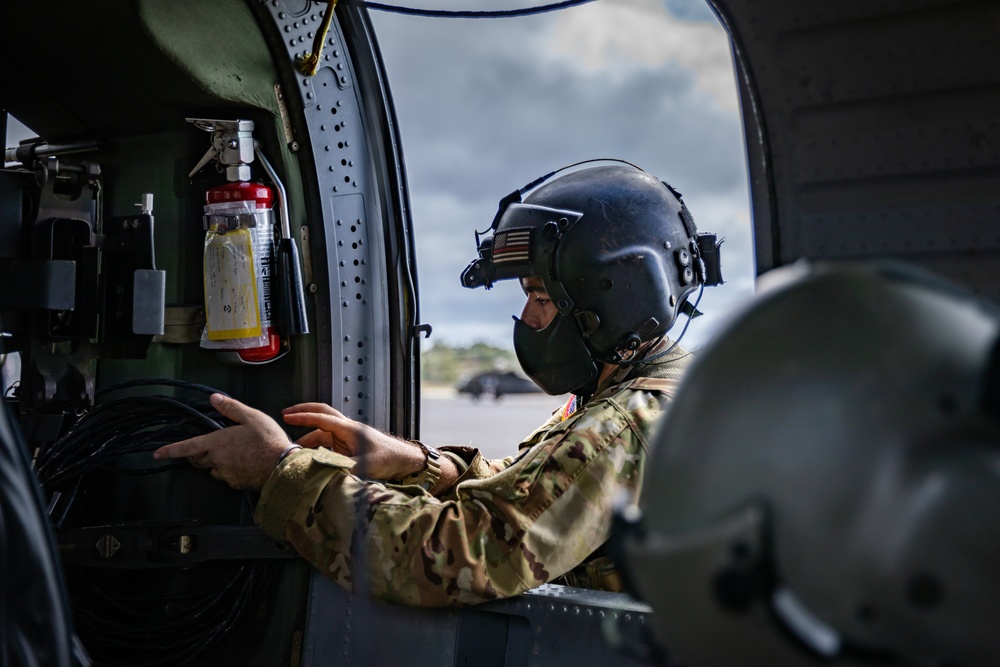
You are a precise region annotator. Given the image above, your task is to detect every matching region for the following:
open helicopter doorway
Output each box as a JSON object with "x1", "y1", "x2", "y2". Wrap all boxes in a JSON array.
[{"x1": 369, "y1": 0, "x2": 754, "y2": 448}]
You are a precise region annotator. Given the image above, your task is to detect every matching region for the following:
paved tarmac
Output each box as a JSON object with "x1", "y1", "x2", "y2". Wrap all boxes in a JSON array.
[{"x1": 418, "y1": 386, "x2": 569, "y2": 460}]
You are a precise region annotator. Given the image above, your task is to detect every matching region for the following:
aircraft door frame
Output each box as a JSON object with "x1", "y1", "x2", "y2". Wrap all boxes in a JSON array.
[{"x1": 250, "y1": 0, "x2": 420, "y2": 438}]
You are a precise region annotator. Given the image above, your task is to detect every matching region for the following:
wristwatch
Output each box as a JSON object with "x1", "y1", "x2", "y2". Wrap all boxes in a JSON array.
[{"x1": 398, "y1": 441, "x2": 442, "y2": 491}]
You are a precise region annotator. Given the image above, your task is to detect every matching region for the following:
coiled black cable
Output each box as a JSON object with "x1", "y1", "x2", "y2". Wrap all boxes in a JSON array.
[{"x1": 34, "y1": 379, "x2": 272, "y2": 667}]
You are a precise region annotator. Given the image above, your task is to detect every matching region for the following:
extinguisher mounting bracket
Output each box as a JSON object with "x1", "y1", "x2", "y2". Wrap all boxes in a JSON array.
[{"x1": 186, "y1": 118, "x2": 256, "y2": 182}]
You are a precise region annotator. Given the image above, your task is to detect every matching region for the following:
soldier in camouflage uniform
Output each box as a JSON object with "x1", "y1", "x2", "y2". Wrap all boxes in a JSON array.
[{"x1": 155, "y1": 161, "x2": 723, "y2": 607}]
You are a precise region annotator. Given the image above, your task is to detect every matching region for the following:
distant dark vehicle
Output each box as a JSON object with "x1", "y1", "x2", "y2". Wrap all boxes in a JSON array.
[{"x1": 457, "y1": 371, "x2": 541, "y2": 400}]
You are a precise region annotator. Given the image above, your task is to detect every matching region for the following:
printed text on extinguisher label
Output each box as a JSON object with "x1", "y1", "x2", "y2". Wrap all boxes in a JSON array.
[{"x1": 204, "y1": 228, "x2": 263, "y2": 340}]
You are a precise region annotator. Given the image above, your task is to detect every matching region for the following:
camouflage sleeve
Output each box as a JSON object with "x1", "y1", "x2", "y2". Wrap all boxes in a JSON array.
[
  {"x1": 437, "y1": 446, "x2": 515, "y2": 486},
  {"x1": 254, "y1": 387, "x2": 667, "y2": 607}
]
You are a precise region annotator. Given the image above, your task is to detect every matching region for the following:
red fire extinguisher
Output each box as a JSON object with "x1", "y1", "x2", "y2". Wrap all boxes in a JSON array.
[
  {"x1": 188, "y1": 118, "x2": 283, "y2": 364},
  {"x1": 204, "y1": 180, "x2": 281, "y2": 362}
]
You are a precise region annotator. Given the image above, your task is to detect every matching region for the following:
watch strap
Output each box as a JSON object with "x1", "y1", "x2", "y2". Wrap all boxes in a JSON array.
[{"x1": 398, "y1": 441, "x2": 442, "y2": 491}]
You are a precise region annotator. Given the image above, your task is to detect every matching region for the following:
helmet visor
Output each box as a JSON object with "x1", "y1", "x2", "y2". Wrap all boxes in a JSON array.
[{"x1": 460, "y1": 203, "x2": 582, "y2": 289}]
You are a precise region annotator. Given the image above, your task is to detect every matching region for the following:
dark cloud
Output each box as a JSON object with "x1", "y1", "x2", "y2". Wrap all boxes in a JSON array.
[
  {"x1": 377, "y1": 16, "x2": 744, "y2": 198},
  {"x1": 370, "y1": 1, "x2": 755, "y2": 349}
]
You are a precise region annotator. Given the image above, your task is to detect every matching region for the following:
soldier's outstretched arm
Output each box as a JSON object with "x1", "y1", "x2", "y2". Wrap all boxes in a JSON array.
[
  {"x1": 282, "y1": 403, "x2": 460, "y2": 493},
  {"x1": 154, "y1": 395, "x2": 460, "y2": 495},
  {"x1": 254, "y1": 388, "x2": 660, "y2": 607}
]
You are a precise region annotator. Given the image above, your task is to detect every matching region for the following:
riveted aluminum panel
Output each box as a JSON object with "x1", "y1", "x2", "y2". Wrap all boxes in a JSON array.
[
  {"x1": 260, "y1": 0, "x2": 391, "y2": 426},
  {"x1": 714, "y1": 0, "x2": 1000, "y2": 301},
  {"x1": 302, "y1": 573, "x2": 670, "y2": 667}
]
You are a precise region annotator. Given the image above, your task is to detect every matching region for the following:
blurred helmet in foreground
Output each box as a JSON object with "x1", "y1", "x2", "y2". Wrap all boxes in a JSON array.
[{"x1": 621, "y1": 260, "x2": 1000, "y2": 666}]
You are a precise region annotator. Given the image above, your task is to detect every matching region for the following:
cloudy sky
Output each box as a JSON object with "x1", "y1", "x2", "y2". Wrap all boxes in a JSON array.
[{"x1": 369, "y1": 0, "x2": 755, "y2": 351}]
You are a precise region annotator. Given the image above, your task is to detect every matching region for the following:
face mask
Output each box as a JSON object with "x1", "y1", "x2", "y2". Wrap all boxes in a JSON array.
[{"x1": 512, "y1": 314, "x2": 598, "y2": 396}]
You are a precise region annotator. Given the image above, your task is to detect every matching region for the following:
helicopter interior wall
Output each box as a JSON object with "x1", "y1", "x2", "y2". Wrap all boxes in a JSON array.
[
  {"x1": 0, "y1": 0, "x2": 452, "y2": 662},
  {"x1": 0, "y1": 2, "x2": 326, "y2": 665},
  {"x1": 1, "y1": 1, "x2": 281, "y2": 139},
  {"x1": 712, "y1": 0, "x2": 1000, "y2": 302},
  {"x1": 1, "y1": 0, "x2": 315, "y2": 420}
]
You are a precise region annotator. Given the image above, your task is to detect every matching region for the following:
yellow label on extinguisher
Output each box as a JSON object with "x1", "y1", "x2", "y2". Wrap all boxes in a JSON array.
[{"x1": 203, "y1": 228, "x2": 263, "y2": 340}]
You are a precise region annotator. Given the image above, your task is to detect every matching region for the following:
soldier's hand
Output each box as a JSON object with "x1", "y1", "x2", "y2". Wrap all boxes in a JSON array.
[
  {"x1": 153, "y1": 393, "x2": 291, "y2": 491},
  {"x1": 282, "y1": 403, "x2": 423, "y2": 480}
]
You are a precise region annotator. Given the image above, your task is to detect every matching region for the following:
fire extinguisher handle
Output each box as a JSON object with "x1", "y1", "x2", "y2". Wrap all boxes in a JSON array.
[
  {"x1": 275, "y1": 237, "x2": 310, "y2": 336},
  {"x1": 254, "y1": 143, "x2": 291, "y2": 240},
  {"x1": 255, "y1": 142, "x2": 310, "y2": 337}
]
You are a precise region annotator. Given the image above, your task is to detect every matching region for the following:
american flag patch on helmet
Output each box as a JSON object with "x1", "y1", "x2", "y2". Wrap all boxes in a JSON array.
[{"x1": 492, "y1": 228, "x2": 532, "y2": 265}]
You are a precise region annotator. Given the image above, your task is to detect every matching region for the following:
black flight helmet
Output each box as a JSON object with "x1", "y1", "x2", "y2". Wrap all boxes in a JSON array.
[{"x1": 462, "y1": 161, "x2": 723, "y2": 395}]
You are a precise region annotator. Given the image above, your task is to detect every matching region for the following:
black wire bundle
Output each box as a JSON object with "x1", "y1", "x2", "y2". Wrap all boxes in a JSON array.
[
  {"x1": 36, "y1": 379, "x2": 225, "y2": 487},
  {"x1": 33, "y1": 380, "x2": 272, "y2": 667}
]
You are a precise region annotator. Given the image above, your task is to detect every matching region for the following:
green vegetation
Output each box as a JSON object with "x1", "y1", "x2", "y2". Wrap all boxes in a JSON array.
[{"x1": 420, "y1": 341, "x2": 519, "y2": 386}]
